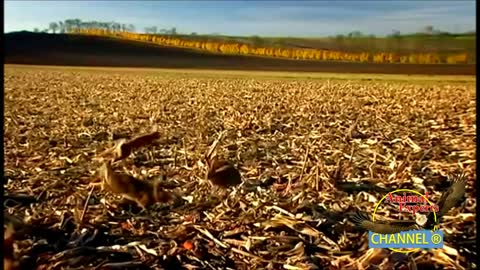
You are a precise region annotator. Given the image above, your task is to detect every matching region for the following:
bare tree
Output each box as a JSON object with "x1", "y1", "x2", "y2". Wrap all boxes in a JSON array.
[
  {"x1": 49, "y1": 22, "x2": 59, "y2": 34},
  {"x1": 56, "y1": 18, "x2": 137, "y2": 34},
  {"x1": 112, "y1": 22, "x2": 121, "y2": 32},
  {"x1": 423, "y1": 25, "x2": 434, "y2": 34},
  {"x1": 390, "y1": 30, "x2": 401, "y2": 37},
  {"x1": 64, "y1": 19, "x2": 73, "y2": 32},
  {"x1": 58, "y1": 21, "x2": 65, "y2": 33},
  {"x1": 144, "y1": 26, "x2": 158, "y2": 34}
]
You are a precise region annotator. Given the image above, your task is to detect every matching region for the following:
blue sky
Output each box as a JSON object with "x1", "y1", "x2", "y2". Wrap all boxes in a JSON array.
[{"x1": 4, "y1": 1, "x2": 476, "y2": 37}]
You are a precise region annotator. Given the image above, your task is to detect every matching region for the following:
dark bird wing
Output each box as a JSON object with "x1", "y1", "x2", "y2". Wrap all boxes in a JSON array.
[
  {"x1": 437, "y1": 173, "x2": 467, "y2": 217},
  {"x1": 352, "y1": 211, "x2": 418, "y2": 234},
  {"x1": 124, "y1": 131, "x2": 160, "y2": 150},
  {"x1": 113, "y1": 131, "x2": 160, "y2": 161},
  {"x1": 426, "y1": 173, "x2": 467, "y2": 227}
]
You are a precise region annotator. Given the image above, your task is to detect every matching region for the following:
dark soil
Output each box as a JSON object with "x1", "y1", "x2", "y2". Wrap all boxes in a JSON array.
[{"x1": 4, "y1": 32, "x2": 476, "y2": 75}]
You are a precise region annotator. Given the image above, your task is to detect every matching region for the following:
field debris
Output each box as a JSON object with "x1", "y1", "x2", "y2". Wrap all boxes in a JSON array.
[{"x1": 4, "y1": 66, "x2": 476, "y2": 269}]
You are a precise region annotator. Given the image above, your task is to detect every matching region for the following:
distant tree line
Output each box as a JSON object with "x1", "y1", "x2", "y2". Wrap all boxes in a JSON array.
[
  {"x1": 144, "y1": 26, "x2": 177, "y2": 35},
  {"x1": 46, "y1": 19, "x2": 137, "y2": 34},
  {"x1": 42, "y1": 19, "x2": 471, "y2": 64},
  {"x1": 333, "y1": 26, "x2": 475, "y2": 39},
  {"x1": 46, "y1": 18, "x2": 180, "y2": 35},
  {"x1": 79, "y1": 29, "x2": 471, "y2": 64}
]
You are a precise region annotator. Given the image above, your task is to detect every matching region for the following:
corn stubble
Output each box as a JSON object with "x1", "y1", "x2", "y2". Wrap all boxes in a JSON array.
[{"x1": 3, "y1": 67, "x2": 476, "y2": 269}]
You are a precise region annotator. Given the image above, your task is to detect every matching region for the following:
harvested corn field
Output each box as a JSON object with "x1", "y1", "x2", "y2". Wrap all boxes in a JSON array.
[{"x1": 4, "y1": 65, "x2": 476, "y2": 269}]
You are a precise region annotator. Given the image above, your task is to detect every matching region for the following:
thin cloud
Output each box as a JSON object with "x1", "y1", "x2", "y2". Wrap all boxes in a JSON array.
[
  {"x1": 4, "y1": 0, "x2": 476, "y2": 36},
  {"x1": 228, "y1": 2, "x2": 475, "y2": 36},
  {"x1": 373, "y1": 5, "x2": 475, "y2": 22}
]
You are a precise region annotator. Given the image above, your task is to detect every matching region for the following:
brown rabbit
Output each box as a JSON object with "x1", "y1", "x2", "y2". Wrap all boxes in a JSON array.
[
  {"x1": 4, "y1": 225, "x2": 18, "y2": 270},
  {"x1": 99, "y1": 160, "x2": 172, "y2": 209},
  {"x1": 204, "y1": 131, "x2": 242, "y2": 188},
  {"x1": 205, "y1": 155, "x2": 242, "y2": 188}
]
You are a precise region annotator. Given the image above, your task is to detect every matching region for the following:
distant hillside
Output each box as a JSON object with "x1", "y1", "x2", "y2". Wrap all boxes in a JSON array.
[
  {"x1": 4, "y1": 32, "x2": 476, "y2": 75},
  {"x1": 180, "y1": 33, "x2": 476, "y2": 55}
]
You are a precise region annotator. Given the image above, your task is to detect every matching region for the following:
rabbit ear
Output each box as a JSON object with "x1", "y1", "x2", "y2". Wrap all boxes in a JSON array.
[
  {"x1": 204, "y1": 151, "x2": 211, "y2": 163},
  {"x1": 205, "y1": 130, "x2": 227, "y2": 160},
  {"x1": 99, "y1": 160, "x2": 111, "y2": 178},
  {"x1": 210, "y1": 154, "x2": 219, "y2": 163},
  {"x1": 205, "y1": 142, "x2": 217, "y2": 161}
]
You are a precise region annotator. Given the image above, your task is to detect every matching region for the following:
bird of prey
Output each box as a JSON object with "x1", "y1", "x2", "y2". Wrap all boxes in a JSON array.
[
  {"x1": 97, "y1": 131, "x2": 160, "y2": 162},
  {"x1": 352, "y1": 173, "x2": 467, "y2": 233},
  {"x1": 351, "y1": 211, "x2": 419, "y2": 234},
  {"x1": 425, "y1": 173, "x2": 467, "y2": 229}
]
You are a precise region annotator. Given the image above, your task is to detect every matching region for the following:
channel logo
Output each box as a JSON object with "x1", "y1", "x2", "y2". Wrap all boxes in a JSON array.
[
  {"x1": 368, "y1": 229, "x2": 444, "y2": 249},
  {"x1": 351, "y1": 174, "x2": 466, "y2": 254}
]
